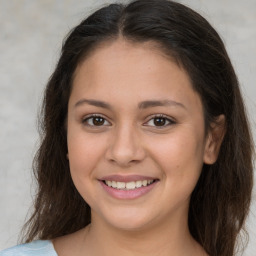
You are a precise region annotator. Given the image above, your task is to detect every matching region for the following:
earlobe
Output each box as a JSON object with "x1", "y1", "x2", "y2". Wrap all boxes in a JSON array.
[{"x1": 203, "y1": 115, "x2": 226, "y2": 165}]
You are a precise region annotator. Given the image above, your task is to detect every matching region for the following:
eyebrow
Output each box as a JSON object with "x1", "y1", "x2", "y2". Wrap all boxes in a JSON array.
[
  {"x1": 74, "y1": 98, "x2": 186, "y2": 110},
  {"x1": 138, "y1": 100, "x2": 186, "y2": 110},
  {"x1": 74, "y1": 99, "x2": 112, "y2": 109}
]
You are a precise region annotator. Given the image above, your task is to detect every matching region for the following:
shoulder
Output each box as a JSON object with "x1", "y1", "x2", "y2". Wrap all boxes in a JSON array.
[{"x1": 0, "y1": 240, "x2": 57, "y2": 256}]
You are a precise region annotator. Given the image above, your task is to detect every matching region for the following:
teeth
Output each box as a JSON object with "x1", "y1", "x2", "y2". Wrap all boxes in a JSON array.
[
  {"x1": 136, "y1": 181, "x2": 142, "y2": 187},
  {"x1": 111, "y1": 181, "x2": 117, "y2": 188},
  {"x1": 105, "y1": 179, "x2": 155, "y2": 190},
  {"x1": 117, "y1": 182, "x2": 125, "y2": 189},
  {"x1": 126, "y1": 181, "x2": 136, "y2": 189},
  {"x1": 147, "y1": 180, "x2": 154, "y2": 185},
  {"x1": 142, "y1": 180, "x2": 147, "y2": 186}
]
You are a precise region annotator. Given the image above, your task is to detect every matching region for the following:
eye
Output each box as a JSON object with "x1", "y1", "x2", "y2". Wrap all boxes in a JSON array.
[
  {"x1": 82, "y1": 115, "x2": 111, "y2": 127},
  {"x1": 144, "y1": 115, "x2": 175, "y2": 127}
]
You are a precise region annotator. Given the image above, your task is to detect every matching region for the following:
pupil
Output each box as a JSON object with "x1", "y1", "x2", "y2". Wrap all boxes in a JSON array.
[
  {"x1": 93, "y1": 117, "x2": 104, "y2": 126},
  {"x1": 154, "y1": 117, "x2": 166, "y2": 126}
]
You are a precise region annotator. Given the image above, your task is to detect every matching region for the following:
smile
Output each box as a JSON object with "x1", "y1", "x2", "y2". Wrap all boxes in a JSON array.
[
  {"x1": 100, "y1": 177, "x2": 159, "y2": 199},
  {"x1": 104, "y1": 180, "x2": 155, "y2": 190}
]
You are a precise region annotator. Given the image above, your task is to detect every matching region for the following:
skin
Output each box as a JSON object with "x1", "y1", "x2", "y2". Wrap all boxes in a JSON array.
[{"x1": 53, "y1": 39, "x2": 225, "y2": 256}]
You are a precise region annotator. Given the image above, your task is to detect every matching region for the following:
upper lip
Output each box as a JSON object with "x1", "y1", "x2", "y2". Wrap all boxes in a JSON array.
[{"x1": 100, "y1": 174, "x2": 159, "y2": 182}]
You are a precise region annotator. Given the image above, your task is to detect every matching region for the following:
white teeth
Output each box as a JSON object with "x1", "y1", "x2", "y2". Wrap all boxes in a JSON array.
[
  {"x1": 142, "y1": 180, "x2": 148, "y2": 186},
  {"x1": 136, "y1": 180, "x2": 142, "y2": 188},
  {"x1": 112, "y1": 181, "x2": 117, "y2": 188},
  {"x1": 126, "y1": 181, "x2": 136, "y2": 189},
  {"x1": 105, "y1": 179, "x2": 155, "y2": 190},
  {"x1": 116, "y1": 182, "x2": 126, "y2": 189}
]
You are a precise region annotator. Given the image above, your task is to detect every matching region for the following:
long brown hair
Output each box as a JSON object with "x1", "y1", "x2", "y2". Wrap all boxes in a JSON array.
[{"x1": 21, "y1": 1, "x2": 254, "y2": 255}]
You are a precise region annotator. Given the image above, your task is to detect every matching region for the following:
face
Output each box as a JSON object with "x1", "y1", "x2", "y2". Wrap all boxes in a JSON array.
[{"x1": 67, "y1": 39, "x2": 216, "y2": 231}]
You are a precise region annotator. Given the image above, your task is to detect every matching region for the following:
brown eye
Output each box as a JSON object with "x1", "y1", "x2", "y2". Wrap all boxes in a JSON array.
[
  {"x1": 83, "y1": 115, "x2": 110, "y2": 127},
  {"x1": 153, "y1": 117, "x2": 167, "y2": 126},
  {"x1": 92, "y1": 116, "x2": 105, "y2": 126},
  {"x1": 144, "y1": 115, "x2": 175, "y2": 128}
]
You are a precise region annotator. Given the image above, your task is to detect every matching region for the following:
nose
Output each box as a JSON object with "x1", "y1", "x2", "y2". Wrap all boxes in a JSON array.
[{"x1": 105, "y1": 124, "x2": 146, "y2": 167}]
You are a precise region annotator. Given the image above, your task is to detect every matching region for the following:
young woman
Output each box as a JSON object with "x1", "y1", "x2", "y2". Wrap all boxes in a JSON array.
[{"x1": 1, "y1": 0, "x2": 254, "y2": 255}]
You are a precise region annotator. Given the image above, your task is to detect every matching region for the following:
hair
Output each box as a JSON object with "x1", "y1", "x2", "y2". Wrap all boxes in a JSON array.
[{"x1": 21, "y1": 1, "x2": 254, "y2": 255}]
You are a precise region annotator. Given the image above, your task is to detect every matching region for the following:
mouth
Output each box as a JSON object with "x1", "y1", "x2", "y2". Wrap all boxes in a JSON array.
[
  {"x1": 103, "y1": 179, "x2": 158, "y2": 190},
  {"x1": 99, "y1": 176, "x2": 159, "y2": 199}
]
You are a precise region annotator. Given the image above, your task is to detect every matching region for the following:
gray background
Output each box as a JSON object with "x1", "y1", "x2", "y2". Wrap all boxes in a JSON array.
[{"x1": 0, "y1": 0, "x2": 255, "y2": 255}]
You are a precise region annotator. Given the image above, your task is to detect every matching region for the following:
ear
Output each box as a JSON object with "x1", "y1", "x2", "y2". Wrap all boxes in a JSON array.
[
  {"x1": 203, "y1": 115, "x2": 226, "y2": 165},
  {"x1": 66, "y1": 153, "x2": 69, "y2": 160}
]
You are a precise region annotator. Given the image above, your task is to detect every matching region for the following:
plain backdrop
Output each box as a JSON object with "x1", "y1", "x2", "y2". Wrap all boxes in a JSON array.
[{"x1": 0, "y1": 0, "x2": 255, "y2": 255}]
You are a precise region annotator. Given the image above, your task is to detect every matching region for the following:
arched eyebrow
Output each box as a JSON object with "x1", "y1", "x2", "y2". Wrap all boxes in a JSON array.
[
  {"x1": 74, "y1": 99, "x2": 112, "y2": 110},
  {"x1": 74, "y1": 99, "x2": 186, "y2": 110},
  {"x1": 138, "y1": 100, "x2": 186, "y2": 110}
]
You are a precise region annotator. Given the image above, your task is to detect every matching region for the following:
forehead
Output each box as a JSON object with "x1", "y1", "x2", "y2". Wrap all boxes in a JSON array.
[
  {"x1": 70, "y1": 38, "x2": 202, "y2": 112},
  {"x1": 74, "y1": 38, "x2": 182, "y2": 79},
  {"x1": 78, "y1": 38, "x2": 176, "y2": 65},
  {"x1": 73, "y1": 39, "x2": 189, "y2": 88}
]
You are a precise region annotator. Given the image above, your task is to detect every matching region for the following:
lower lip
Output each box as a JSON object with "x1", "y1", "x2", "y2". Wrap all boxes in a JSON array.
[{"x1": 99, "y1": 180, "x2": 159, "y2": 200}]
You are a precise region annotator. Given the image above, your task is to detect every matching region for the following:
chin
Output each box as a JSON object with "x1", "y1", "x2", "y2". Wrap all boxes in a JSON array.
[{"x1": 100, "y1": 208, "x2": 157, "y2": 232}]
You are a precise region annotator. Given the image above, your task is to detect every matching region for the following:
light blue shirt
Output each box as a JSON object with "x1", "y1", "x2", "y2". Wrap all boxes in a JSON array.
[{"x1": 0, "y1": 240, "x2": 57, "y2": 256}]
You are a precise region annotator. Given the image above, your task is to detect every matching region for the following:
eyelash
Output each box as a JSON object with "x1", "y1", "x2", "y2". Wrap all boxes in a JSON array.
[
  {"x1": 82, "y1": 114, "x2": 176, "y2": 128},
  {"x1": 82, "y1": 114, "x2": 111, "y2": 127},
  {"x1": 144, "y1": 114, "x2": 176, "y2": 128}
]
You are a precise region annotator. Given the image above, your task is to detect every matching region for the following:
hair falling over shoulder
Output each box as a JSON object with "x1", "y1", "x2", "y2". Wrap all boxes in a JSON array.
[{"x1": 21, "y1": 1, "x2": 254, "y2": 255}]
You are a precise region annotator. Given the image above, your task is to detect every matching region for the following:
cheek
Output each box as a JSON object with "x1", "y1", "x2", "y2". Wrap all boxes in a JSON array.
[
  {"x1": 153, "y1": 131, "x2": 204, "y2": 163},
  {"x1": 67, "y1": 126, "x2": 106, "y2": 180},
  {"x1": 148, "y1": 129, "x2": 205, "y2": 187},
  {"x1": 67, "y1": 132, "x2": 105, "y2": 205}
]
